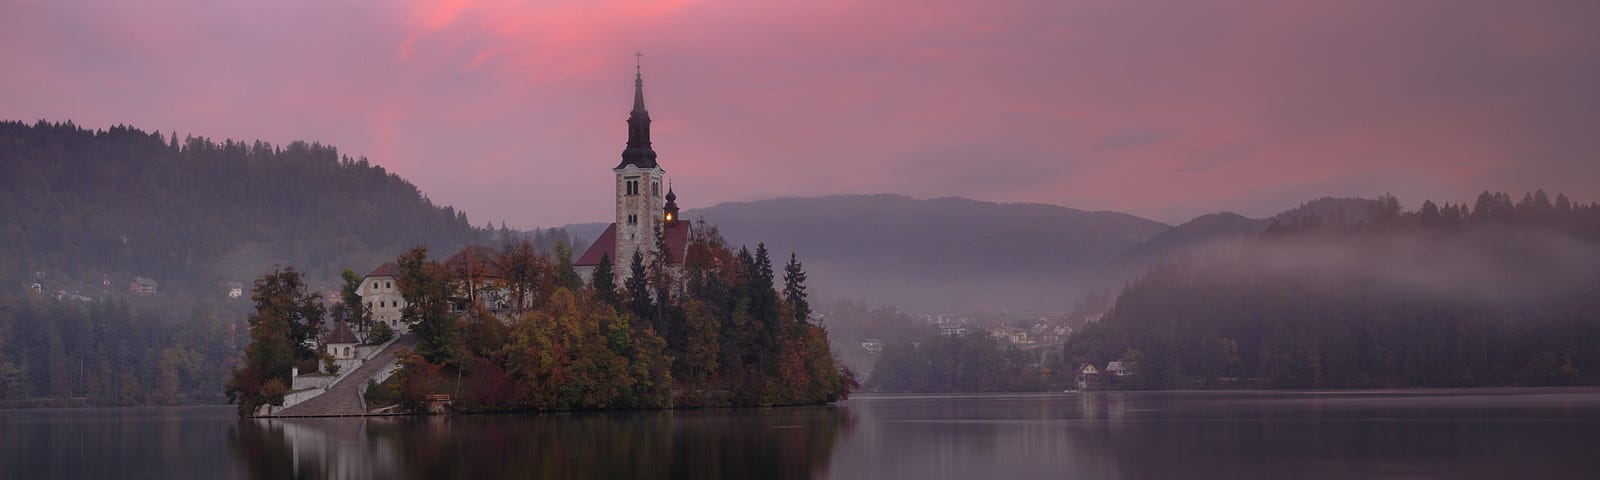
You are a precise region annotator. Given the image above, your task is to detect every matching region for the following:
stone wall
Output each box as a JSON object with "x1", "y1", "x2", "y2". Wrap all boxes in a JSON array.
[{"x1": 280, "y1": 336, "x2": 398, "y2": 410}]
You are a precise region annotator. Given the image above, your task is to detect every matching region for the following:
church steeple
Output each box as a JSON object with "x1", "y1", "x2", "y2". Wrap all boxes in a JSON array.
[
  {"x1": 619, "y1": 52, "x2": 658, "y2": 169},
  {"x1": 663, "y1": 182, "x2": 679, "y2": 226},
  {"x1": 632, "y1": 58, "x2": 648, "y2": 115}
]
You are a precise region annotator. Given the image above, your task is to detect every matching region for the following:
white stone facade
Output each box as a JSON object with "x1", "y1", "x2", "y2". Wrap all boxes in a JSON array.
[
  {"x1": 328, "y1": 342, "x2": 357, "y2": 360},
  {"x1": 613, "y1": 164, "x2": 665, "y2": 281},
  {"x1": 358, "y1": 274, "x2": 408, "y2": 333}
]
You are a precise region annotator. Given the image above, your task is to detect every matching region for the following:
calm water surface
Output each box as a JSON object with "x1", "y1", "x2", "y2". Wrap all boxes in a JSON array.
[{"x1": 3, "y1": 388, "x2": 1598, "y2": 479}]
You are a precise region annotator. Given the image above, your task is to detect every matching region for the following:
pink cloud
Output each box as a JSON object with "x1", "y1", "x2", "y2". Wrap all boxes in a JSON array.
[{"x1": 3, "y1": 0, "x2": 1597, "y2": 228}]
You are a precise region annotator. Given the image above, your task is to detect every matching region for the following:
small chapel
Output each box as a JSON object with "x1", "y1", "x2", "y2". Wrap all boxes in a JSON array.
[{"x1": 575, "y1": 61, "x2": 691, "y2": 281}]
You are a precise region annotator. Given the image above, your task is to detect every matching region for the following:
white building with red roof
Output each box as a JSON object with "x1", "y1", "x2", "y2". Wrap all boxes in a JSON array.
[
  {"x1": 357, "y1": 262, "x2": 407, "y2": 333},
  {"x1": 326, "y1": 321, "x2": 360, "y2": 360}
]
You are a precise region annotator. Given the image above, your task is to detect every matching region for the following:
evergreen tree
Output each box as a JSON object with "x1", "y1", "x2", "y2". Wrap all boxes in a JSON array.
[
  {"x1": 552, "y1": 240, "x2": 584, "y2": 292},
  {"x1": 625, "y1": 250, "x2": 652, "y2": 328},
  {"x1": 783, "y1": 252, "x2": 811, "y2": 326},
  {"x1": 591, "y1": 253, "x2": 618, "y2": 308},
  {"x1": 330, "y1": 268, "x2": 371, "y2": 337},
  {"x1": 751, "y1": 243, "x2": 781, "y2": 344}
]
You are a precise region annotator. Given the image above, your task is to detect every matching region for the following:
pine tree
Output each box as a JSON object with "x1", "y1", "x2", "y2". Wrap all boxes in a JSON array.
[
  {"x1": 626, "y1": 250, "x2": 652, "y2": 328},
  {"x1": 783, "y1": 252, "x2": 810, "y2": 326},
  {"x1": 331, "y1": 268, "x2": 371, "y2": 337},
  {"x1": 752, "y1": 243, "x2": 780, "y2": 338},
  {"x1": 552, "y1": 241, "x2": 584, "y2": 292},
  {"x1": 592, "y1": 253, "x2": 618, "y2": 308}
]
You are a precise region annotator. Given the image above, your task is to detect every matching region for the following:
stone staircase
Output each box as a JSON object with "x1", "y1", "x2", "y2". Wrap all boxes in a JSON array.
[{"x1": 265, "y1": 333, "x2": 418, "y2": 417}]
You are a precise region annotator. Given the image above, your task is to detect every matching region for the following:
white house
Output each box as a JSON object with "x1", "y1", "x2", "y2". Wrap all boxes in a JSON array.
[
  {"x1": 1077, "y1": 364, "x2": 1103, "y2": 390},
  {"x1": 357, "y1": 263, "x2": 407, "y2": 333},
  {"x1": 326, "y1": 322, "x2": 360, "y2": 360},
  {"x1": 1107, "y1": 361, "x2": 1136, "y2": 377},
  {"x1": 131, "y1": 277, "x2": 158, "y2": 295}
]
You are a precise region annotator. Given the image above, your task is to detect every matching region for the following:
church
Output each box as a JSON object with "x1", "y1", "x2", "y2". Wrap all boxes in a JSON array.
[{"x1": 575, "y1": 63, "x2": 691, "y2": 281}]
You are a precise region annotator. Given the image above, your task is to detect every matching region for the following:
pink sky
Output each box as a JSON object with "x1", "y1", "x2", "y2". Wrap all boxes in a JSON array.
[{"x1": 4, "y1": 0, "x2": 1598, "y2": 227}]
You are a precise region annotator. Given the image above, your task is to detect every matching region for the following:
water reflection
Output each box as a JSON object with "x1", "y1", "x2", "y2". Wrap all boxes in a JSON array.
[
  {"x1": 825, "y1": 390, "x2": 1600, "y2": 479},
  {"x1": 7, "y1": 389, "x2": 1600, "y2": 479},
  {"x1": 231, "y1": 406, "x2": 852, "y2": 479}
]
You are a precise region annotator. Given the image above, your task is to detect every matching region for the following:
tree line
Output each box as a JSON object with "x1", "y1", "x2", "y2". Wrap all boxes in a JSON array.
[
  {"x1": 0, "y1": 119, "x2": 502, "y2": 409},
  {"x1": 0, "y1": 291, "x2": 241, "y2": 406},
  {"x1": 1065, "y1": 190, "x2": 1600, "y2": 389},
  {"x1": 0, "y1": 119, "x2": 488, "y2": 295},
  {"x1": 229, "y1": 221, "x2": 853, "y2": 415},
  {"x1": 865, "y1": 332, "x2": 1050, "y2": 392}
]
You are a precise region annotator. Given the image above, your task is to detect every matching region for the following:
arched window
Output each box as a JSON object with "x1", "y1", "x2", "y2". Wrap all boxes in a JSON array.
[{"x1": 344, "y1": 346, "x2": 351, "y2": 357}]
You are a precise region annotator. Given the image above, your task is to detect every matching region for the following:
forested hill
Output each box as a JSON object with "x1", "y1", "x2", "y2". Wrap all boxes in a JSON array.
[
  {"x1": 0, "y1": 120, "x2": 487, "y2": 293},
  {"x1": 1066, "y1": 191, "x2": 1600, "y2": 389},
  {"x1": 1092, "y1": 197, "x2": 1376, "y2": 291},
  {"x1": 675, "y1": 194, "x2": 1169, "y2": 313}
]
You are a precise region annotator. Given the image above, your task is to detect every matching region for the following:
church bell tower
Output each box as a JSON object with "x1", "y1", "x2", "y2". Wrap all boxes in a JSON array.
[{"x1": 613, "y1": 55, "x2": 665, "y2": 274}]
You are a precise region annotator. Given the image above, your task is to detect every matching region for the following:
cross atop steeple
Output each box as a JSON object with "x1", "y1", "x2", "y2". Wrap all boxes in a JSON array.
[
  {"x1": 631, "y1": 52, "x2": 648, "y2": 115},
  {"x1": 620, "y1": 54, "x2": 658, "y2": 169}
]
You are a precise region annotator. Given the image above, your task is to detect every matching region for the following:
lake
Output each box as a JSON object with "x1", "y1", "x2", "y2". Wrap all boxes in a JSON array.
[{"x1": 3, "y1": 388, "x2": 1598, "y2": 479}]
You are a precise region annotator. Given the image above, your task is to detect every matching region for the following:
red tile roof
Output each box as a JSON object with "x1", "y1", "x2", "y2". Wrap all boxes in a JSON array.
[
  {"x1": 326, "y1": 321, "x2": 359, "y2": 345},
  {"x1": 575, "y1": 224, "x2": 618, "y2": 266},
  {"x1": 366, "y1": 263, "x2": 400, "y2": 278},
  {"x1": 445, "y1": 245, "x2": 505, "y2": 277},
  {"x1": 663, "y1": 222, "x2": 690, "y2": 263},
  {"x1": 575, "y1": 222, "x2": 690, "y2": 267}
]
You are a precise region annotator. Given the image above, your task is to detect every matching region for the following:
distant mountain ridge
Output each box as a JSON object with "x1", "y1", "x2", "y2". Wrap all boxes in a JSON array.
[
  {"x1": 571, "y1": 194, "x2": 1170, "y2": 312},
  {"x1": 565, "y1": 194, "x2": 1381, "y2": 314},
  {"x1": 1093, "y1": 197, "x2": 1376, "y2": 291}
]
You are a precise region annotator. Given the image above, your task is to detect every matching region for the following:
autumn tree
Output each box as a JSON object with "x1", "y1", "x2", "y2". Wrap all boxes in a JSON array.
[
  {"x1": 501, "y1": 239, "x2": 546, "y2": 312},
  {"x1": 502, "y1": 288, "x2": 670, "y2": 410},
  {"x1": 225, "y1": 267, "x2": 326, "y2": 416},
  {"x1": 329, "y1": 268, "x2": 371, "y2": 337},
  {"x1": 397, "y1": 247, "x2": 460, "y2": 364}
]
